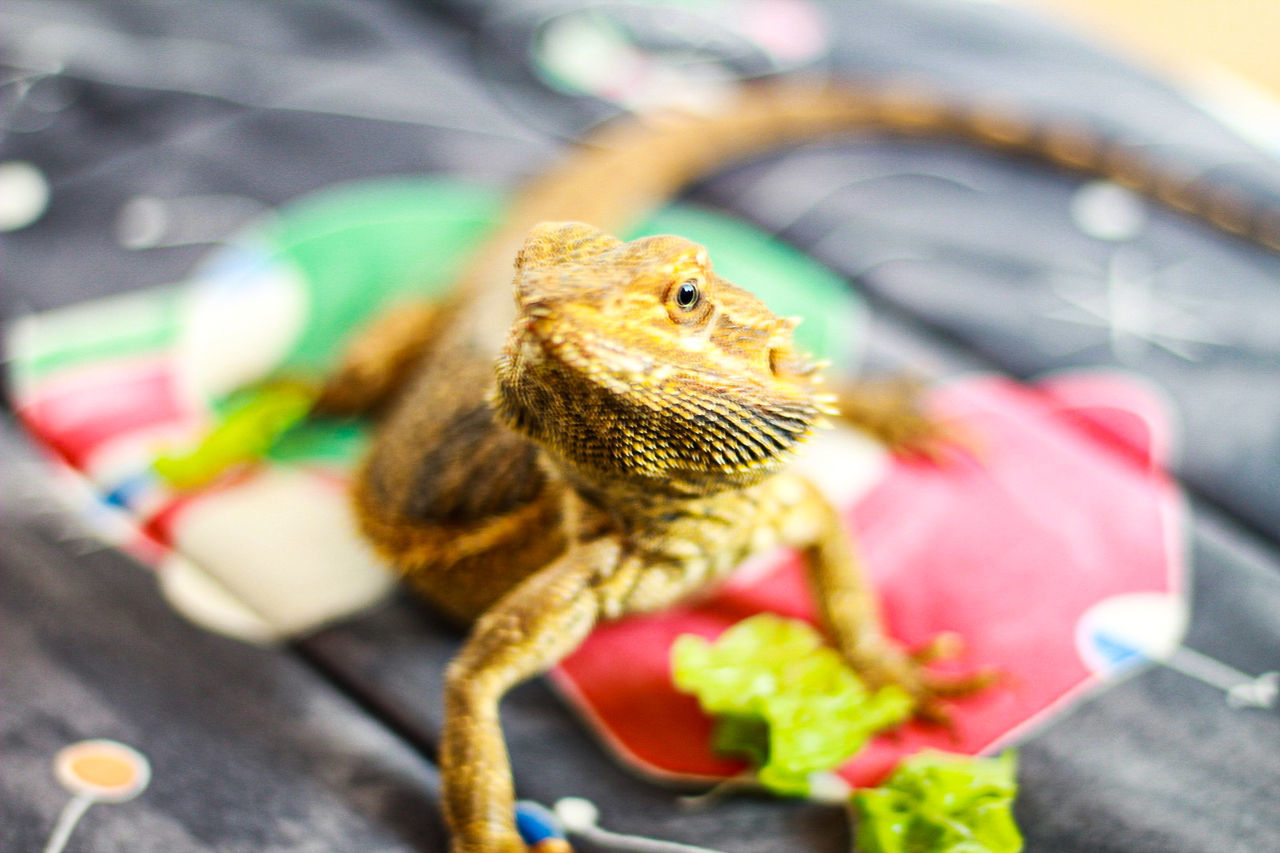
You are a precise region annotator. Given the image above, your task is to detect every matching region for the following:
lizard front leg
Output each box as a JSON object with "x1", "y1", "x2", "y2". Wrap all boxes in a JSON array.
[
  {"x1": 831, "y1": 377, "x2": 968, "y2": 461},
  {"x1": 775, "y1": 474, "x2": 992, "y2": 721},
  {"x1": 441, "y1": 537, "x2": 621, "y2": 853},
  {"x1": 441, "y1": 519, "x2": 761, "y2": 851}
]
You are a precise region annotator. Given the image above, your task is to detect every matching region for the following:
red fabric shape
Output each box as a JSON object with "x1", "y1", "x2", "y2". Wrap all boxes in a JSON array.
[{"x1": 551, "y1": 373, "x2": 1183, "y2": 786}]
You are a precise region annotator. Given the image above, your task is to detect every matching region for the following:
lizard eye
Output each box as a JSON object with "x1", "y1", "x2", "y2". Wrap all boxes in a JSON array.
[{"x1": 674, "y1": 279, "x2": 701, "y2": 311}]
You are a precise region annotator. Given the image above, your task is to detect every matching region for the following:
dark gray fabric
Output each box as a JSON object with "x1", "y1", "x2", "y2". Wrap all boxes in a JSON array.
[
  {"x1": 1013, "y1": 506, "x2": 1280, "y2": 853},
  {"x1": 0, "y1": 0, "x2": 555, "y2": 318},
  {"x1": 0, "y1": 423, "x2": 448, "y2": 852},
  {"x1": 4, "y1": 0, "x2": 1280, "y2": 851}
]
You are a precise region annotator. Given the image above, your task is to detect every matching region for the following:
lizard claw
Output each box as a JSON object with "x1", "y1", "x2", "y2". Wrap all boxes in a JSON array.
[
  {"x1": 858, "y1": 634, "x2": 1000, "y2": 728},
  {"x1": 831, "y1": 377, "x2": 981, "y2": 464},
  {"x1": 912, "y1": 666, "x2": 1003, "y2": 730},
  {"x1": 909, "y1": 631, "x2": 964, "y2": 664}
]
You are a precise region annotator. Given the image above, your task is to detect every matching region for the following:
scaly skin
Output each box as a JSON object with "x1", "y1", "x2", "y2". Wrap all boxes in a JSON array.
[
  {"x1": 320, "y1": 82, "x2": 1278, "y2": 851},
  {"x1": 356, "y1": 222, "x2": 981, "y2": 853}
]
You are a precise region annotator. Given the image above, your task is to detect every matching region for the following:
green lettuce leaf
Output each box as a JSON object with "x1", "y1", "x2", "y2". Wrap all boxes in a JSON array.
[
  {"x1": 671, "y1": 614, "x2": 912, "y2": 796},
  {"x1": 852, "y1": 750, "x2": 1022, "y2": 853}
]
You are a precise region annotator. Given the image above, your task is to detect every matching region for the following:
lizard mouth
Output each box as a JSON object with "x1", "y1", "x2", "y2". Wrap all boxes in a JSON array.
[{"x1": 513, "y1": 316, "x2": 549, "y2": 367}]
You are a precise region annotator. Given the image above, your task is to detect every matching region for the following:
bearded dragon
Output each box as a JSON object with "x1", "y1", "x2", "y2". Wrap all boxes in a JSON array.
[{"x1": 314, "y1": 83, "x2": 1273, "y2": 852}]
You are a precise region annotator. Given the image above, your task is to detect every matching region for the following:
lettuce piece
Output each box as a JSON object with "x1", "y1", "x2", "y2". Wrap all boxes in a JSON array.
[
  {"x1": 852, "y1": 750, "x2": 1022, "y2": 853},
  {"x1": 671, "y1": 614, "x2": 912, "y2": 797}
]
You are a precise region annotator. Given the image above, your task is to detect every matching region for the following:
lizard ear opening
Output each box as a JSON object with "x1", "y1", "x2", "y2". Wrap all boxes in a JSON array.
[
  {"x1": 768, "y1": 345, "x2": 825, "y2": 381},
  {"x1": 768, "y1": 347, "x2": 785, "y2": 376}
]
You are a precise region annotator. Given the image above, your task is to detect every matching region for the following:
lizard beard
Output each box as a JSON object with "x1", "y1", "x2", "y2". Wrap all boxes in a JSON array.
[{"x1": 493, "y1": 326, "x2": 822, "y2": 497}]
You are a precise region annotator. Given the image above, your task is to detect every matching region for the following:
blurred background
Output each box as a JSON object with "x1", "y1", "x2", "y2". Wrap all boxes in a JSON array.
[
  {"x1": 4, "y1": 3, "x2": 1280, "y2": 852},
  {"x1": 1019, "y1": 0, "x2": 1280, "y2": 100}
]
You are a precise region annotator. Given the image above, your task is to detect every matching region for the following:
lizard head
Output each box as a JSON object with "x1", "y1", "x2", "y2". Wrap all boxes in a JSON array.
[{"x1": 494, "y1": 222, "x2": 833, "y2": 497}]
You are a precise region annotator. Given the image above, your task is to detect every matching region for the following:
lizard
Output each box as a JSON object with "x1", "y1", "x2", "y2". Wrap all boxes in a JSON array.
[{"x1": 312, "y1": 82, "x2": 1280, "y2": 852}]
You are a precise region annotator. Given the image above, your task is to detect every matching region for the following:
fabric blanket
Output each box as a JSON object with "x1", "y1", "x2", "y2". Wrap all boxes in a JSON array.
[{"x1": 3, "y1": 1, "x2": 1279, "y2": 851}]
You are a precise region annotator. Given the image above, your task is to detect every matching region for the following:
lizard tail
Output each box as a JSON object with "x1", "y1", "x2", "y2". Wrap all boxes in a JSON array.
[
  {"x1": 475, "y1": 80, "x2": 1280, "y2": 276},
  {"x1": 441, "y1": 79, "x2": 1280, "y2": 351},
  {"x1": 389, "y1": 77, "x2": 1280, "y2": 376}
]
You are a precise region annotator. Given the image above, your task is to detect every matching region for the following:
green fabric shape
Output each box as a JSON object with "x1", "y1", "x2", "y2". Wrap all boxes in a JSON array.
[
  {"x1": 10, "y1": 287, "x2": 183, "y2": 387},
  {"x1": 252, "y1": 179, "x2": 507, "y2": 373},
  {"x1": 852, "y1": 750, "x2": 1023, "y2": 853},
  {"x1": 198, "y1": 178, "x2": 864, "y2": 468},
  {"x1": 245, "y1": 178, "x2": 863, "y2": 375},
  {"x1": 671, "y1": 614, "x2": 912, "y2": 797}
]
